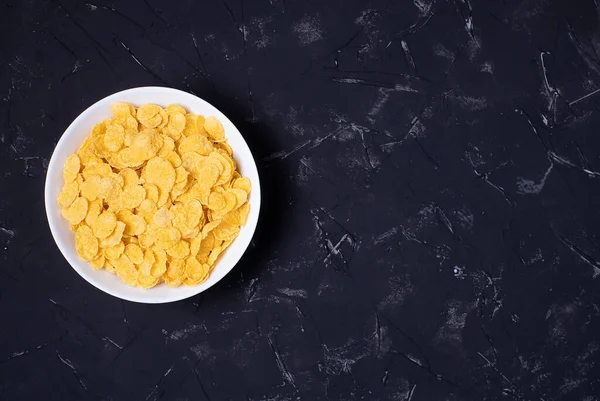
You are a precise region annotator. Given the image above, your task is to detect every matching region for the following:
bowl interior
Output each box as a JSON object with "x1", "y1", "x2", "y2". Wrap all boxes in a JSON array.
[{"x1": 45, "y1": 87, "x2": 261, "y2": 303}]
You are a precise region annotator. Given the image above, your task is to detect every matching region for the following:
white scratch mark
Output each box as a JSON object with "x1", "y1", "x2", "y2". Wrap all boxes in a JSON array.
[
  {"x1": 540, "y1": 51, "x2": 559, "y2": 116},
  {"x1": 480, "y1": 61, "x2": 494, "y2": 74},
  {"x1": 277, "y1": 288, "x2": 307, "y2": 298},
  {"x1": 267, "y1": 337, "x2": 296, "y2": 387},
  {"x1": 367, "y1": 88, "x2": 392, "y2": 123},
  {"x1": 164, "y1": 324, "x2": 205, "y2": 342},
  {"x1": 0, "y1": 227, "x2": 15, "y2": 238},
  {"x1": 292, "y1": 15, "x2": 323, "y2": 45},
  {"x1": 56, "y1": 350, "x2": 87, "y2": 390},
  {"x1": 264, "y1": 139, "x2": 311, "y2": 161},
  {"x1": 56, "y1": 350, "x2": 76, "y2": 370},
  {"x1": 407, "y1": 384, "x2": 417, "y2": 401},
  {"x1": 516, "y1": 163, "x2": 553, "y2": 195},
  {"x1": 374, "y1": 227, "x2": 398, "y2": 244},
  {"x1": 449, "y1": 93, "x2": 488, "y2": 111},
  {"x1": 324, "y1": 234, "x2": 349, "y2": 262},
  {"x1": 265, "y1": 125, "x2": 346, "y2": 162},
  {"x1": 103, "y1": 337, "x2": 123, "y2": 349},
  {"x1": 400, "y1": 40, "x2": 416, "y2": 71},
  {"x1": 569, "y1": 87, "x2": 600, "y2": 106},
  {"x1": 145, "y1": 365, "x2": 175, "y2": 401},
  {"x1": 413, "y1": 0, "x2": 432, "y2": 15}
]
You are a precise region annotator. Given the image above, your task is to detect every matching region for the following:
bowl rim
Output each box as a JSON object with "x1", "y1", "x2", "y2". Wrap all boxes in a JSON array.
[{"x1": 44, "y1": 86, "x2": 261, "y2": 303}]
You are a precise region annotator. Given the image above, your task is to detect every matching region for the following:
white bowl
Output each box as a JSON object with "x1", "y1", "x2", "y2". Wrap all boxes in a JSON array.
[{"x1": 44, "y1": 87, "x2": 261, "y2": 303}]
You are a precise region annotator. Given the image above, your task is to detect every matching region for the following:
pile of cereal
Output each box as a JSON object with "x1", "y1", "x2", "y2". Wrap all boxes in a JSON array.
[{"x1": 58, "y1": 102, "x2": 251, "y2": 289}]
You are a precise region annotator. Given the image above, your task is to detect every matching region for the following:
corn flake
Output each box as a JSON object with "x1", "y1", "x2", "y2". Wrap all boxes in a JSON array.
[
  {"x1": 58, "y1": 181, "x2": 79, "y2": 208},
  {"x1": 124, "y1": 243, "x2": 144, "y2": 265},
  {"x1": 62, "y1": 197, "x2": 88, "y2": 225},
  {"x1": 59, "y1": 102, "x2": 252, "y2": 289},
  {"x1": 63, "y1": 154, "x2": 81, "y2": 183},
  {"x1": 104, "y1": 241, "x2": 125, "y2": 260},
  {"x1": 75, "y1": 225, "x2": 98, "y2": 261},
  {"x1": 204, "y1": 116, "x2": 225, "y2": 141},
  {"x1": 100, "y1": 221, "x2": 125, "y2": 248},
  {"x1": 91, "y1": 211, "x2": 117, "y2": 239},
  {"x1": 113, "y1": 254, "x2": 138, "y2": 286}
]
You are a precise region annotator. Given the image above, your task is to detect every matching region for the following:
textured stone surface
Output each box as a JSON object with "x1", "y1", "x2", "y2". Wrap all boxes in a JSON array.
[{"x1": 1, "y1": 0, "x2": 600, "y2": 400}]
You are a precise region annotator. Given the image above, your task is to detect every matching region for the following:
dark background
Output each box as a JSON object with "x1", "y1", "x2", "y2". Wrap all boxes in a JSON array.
[{"x1": 1, "y1": 0, "x2": 600, "y2": 400}]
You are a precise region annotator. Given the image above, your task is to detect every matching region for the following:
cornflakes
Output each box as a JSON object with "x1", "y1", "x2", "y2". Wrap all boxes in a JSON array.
[
  {"x1": 58, "y1": 102, "x2": 252, "y2": 289},
  {"x1": 58, "y1": 181, "x2": 79, "y2": 208},
  {"x1": 75, "y1": 225, "x2": 98, "y2": 261},
  {"x1": 91, "y1": 211, "x2": 117, "y2": 239},
  {"x1": 63, "y1": 154, "x2": 81, "y2": 183}
]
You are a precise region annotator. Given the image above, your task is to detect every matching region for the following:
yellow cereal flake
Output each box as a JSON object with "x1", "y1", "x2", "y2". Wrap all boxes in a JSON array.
[
  {"x1": 124, "y1": 243, "x2": 144, "y2": 265},
  {"x1": 159, "y1": 136, "x2": 175, "y2": 155},
  {"x1": 85, "y1": 199, "x2": 103, "y2": 226},
  {"x1": 104, "y1": 261, "x2": 116, "y2": 274},
  {"x1": 166, "y1": 240, "x2": 190, "y2": 259},
  {"x1": 118, "y1": 168, "x2": 139, "y2": 187},
  {"x1": 164, "y1": 150, "x2": 182, "y2": 168},
  {"x1": 181, "y1": 225, "x2": 200, "y2": 240},
  {"x1": 58, "y1": 181, "x2": 79, "y2": 208},
  {"x1": 111, "y1": 102, "x2": 133, "y2": 118},
  {"x1": 91, "y1": 211, "x2": 117, "y2": 239},
  {"x1": 142, "y1": 156, "x2": 176, "y2": 206},
  {"x1": 229, "y1": 188, "x2": 248, "y2": 209},
  {"x1": 113, "y1": 254, "x2": 138, "y2": 286},
  {"x1": 138, "y1": 249, "x2": 155, "y2": 276},
  {"x1": 98, "y1": 176, "x2": 121, "y2": 200},
  {"x1": 137, "y1": 104, "x2": 162, "y2": 126},
  {"x1": 90, "y1": 255, "x2": 105, "y2": 270},
  {"x1": 76, "y1": 173, "x2": 85, "y2": 187},
  {"x1": 175, "y1": 166, "x2": 188, "y2": 184},
  {"x1": 137, "y1": 275, "x2": 159, "y2": 289},
  {"x1": 217, "y1": 142, "x2": 233, "y2": 156},
  {"x1": 204, "y1": 116, "x2": 225, "y2": 141},
  {"x1": 154, "y1": 226, "x2": 181, "y2": 250},
  {"x1": 232, "y1": 177, "x2": 252, "y2": 193},
  {"x1": 213, "y1": 222, "x2": 240, "y2": 241},
  {"x1": 157, "y1": 109, "x2": 169, "y2": 129},
  {"x1": 166, "y1": 104, "x2": 187, "y2": 115},
  {"x1": 59, "y1": 103, "x2": 252, "y2": 288},
  {"x1": 136, "y1": 197, "x2": 157, "y2": 217},
  {"x1": 122, "y1": 185, "x2": 146, "y2": 209},
  {"x1": 143, "y1": 184, "x2": 160, "y2": 204},
  {"x1": 195, "y1": 114, "x2": 206, "y2": 134},
  {"x1": 237, "y1": 203, "x2": 250, "y2": 225},
  {"x1": 82, "y1": 162, "x2": 111, "y2": 179},
  {"x1": 104, "y1": 123, "x2": 125, "y2": 152},
  {"x1": 63, "y1": 154, "x2": 81, "y2": 183},
  {"x1": 61, "y1": 197, "x2": 88, "y2": 225},
  {"x1": 164, "y1": 259, "x2": 185, "y2": 287},
  {"x1": 201, "y1": 220, "x2": 220, "y2": 239},
  {"x1": 75, "y1": 225, "x2": 98, "y2": 261},
  {"x1": 207, "y1": 191, "x2": 226, "y2": 211},
  {"x1": 100, "y1": 221, "x2": 125, "y2": 248},
  {"x1": 179, "y1": 134, "x2": 213, "y2": 155},
  {"x1": 183, "y1": 113, "x2": 199, "y2": 136},
  {"x1": 222, "y1": 191, "x2": 237, "y2": 214},
  {"x1": 151, "y1": 248, "x2": 168, "y2": 277},
  {"x1": 153, "y1": 207, "x2": 174, "y2": 227},
  {"x1": 104, "y1": 241, "x2": 125, "y2": 260},
  {"x1": 118, "y1": 210, "x2": 147, "y2": 236},
  {"x1": 164, "y1": 112, "x2": 186, "y2": 139},
  {"x1": 80, "y1": 175, "x2": 102, "y2": 201},
  {"x1": 184, "y1": 256, "x2": 210, "y2": 284},
  {"x1": 197, "y1": 164, "x2": 220, "y2": 189}
]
